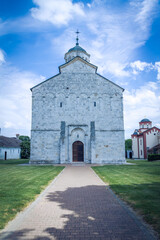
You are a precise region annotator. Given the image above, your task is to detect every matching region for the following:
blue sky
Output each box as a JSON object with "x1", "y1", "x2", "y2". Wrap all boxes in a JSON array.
[{"x1": 0, "y1": 0, "x2": 160, "y2": 139}]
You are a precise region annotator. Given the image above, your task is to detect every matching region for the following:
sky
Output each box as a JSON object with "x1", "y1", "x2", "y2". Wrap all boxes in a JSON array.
[{"x1": 0, "y1": 0, "x2": 160, "y2": 139}]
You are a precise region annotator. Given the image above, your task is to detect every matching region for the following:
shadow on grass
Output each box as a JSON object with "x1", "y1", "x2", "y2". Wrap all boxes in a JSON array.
[{"x1": 0, "y1": 185, "x2": 157, "y2": 240}]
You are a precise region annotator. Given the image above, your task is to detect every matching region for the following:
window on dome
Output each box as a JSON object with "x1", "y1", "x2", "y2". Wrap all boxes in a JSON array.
[
  {"x1": 94, "y1": 102, "x2": 96, "y2": 107},
  {"x1": 60, "y1": 102, "x2": 62, "y2": 107}
]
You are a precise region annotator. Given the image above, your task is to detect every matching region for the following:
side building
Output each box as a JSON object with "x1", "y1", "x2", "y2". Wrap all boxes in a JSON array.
[
  {"x1": 131, "y1": 118, "x2": 160, "y2": 159},
  {"x1": 0, "y1": 135, "x2": 21, "y2": 160}
]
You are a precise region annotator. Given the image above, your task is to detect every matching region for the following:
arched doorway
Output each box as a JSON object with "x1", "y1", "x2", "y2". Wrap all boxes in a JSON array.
[{"x1": 72, "y1": 141, "x2": 84, "y2": 162}]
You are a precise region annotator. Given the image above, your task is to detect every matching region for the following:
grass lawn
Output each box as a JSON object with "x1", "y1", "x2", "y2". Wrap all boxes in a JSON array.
[
  {"x1": 0, "y1": 159, "x2": 64, "y2": 230},
  {"x1": 92, "y1": 160, "x2": 160, "y2": 237}
]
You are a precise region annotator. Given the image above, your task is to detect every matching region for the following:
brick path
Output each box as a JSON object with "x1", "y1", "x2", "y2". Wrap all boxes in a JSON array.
[{"x1": 0, "y1": 166, "x2": 156, "y2": 240}]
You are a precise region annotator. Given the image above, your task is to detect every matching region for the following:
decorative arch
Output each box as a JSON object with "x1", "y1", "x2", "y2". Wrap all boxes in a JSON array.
[
  {"x1": 71, "y1": 127, "x2": 85, "y2": 135},
  {"x1": 72, "y1": 141, "x2": 84, "y2": 162}
]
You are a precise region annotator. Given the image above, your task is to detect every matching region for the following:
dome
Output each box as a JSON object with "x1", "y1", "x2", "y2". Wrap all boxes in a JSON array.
[
  {"x1": 140, "y1": 118, "x2": 151, "y2": 123},
  {"x1": 64, "y1": 32, "x2": 90, "y2": 62},
  {"x1": 133, "y1": 131, "x2": 138, "y2": 135},
  {"x1": 133, "y1": 129, "x2": 139, "y2": 135},
  {"x1": 68, "y1": 45, "x2": 86, "y2": 53},
  {"x1": 64, "y1": 44, "x2": 90, "y2": 63}
]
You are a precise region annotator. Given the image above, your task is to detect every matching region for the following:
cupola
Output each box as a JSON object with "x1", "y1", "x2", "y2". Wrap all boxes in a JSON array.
[
  {"x1": 64, "y1": 30, "x2": 90, "y2": 63},
  {"x1": 139, "y1": 118, "x2": 152, "y2": 130}
]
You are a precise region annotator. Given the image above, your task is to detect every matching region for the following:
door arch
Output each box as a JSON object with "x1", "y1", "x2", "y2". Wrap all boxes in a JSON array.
[{"x1": 72, "y1": 141, "x2": 84, "y2": 162}]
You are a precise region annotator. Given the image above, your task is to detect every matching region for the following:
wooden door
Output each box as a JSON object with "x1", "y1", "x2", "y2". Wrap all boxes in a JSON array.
[{"x1": 72, "y1": 141, "x2": 84, "y2": 162}]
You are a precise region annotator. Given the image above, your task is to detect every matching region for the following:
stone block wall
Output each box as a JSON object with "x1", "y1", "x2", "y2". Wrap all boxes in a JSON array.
[{"x1": 30, "y1": 58, "x2": 125, "y2": 164}]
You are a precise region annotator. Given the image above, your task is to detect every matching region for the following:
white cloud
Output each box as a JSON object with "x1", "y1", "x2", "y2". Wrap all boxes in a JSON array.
[
  {"x1": 155, "y1": 62, "x2": 160, "y2": 80},
  {"x1": 101, "y1": 61, "x2": 130, "y2": 77},
  {"x1": 133, "y1": 0, "x2": 159, "y2": 30},
  {"x1": 84, "y1": 0, "x2": 159, "y2": 77},
  {"x1": 124, "y1": 81, "x2": 160, "y2": 138},
  {"x1": 4, "y1": 121, "x2": 15, "y2": 128},
  {"x1": 129, "y1": 60, "x2": 160, "y2": 80},
  {"x1": 130, "y1": 60, "x2": 153, "y2": 71},
  {"x1": 31, "y1": 0, "x2": 84, "y2": 26},
  {"x1": 0, "y1": 63, "x2": 45, "y2": 137},
  {"x1": 0, "y1": 0, "x2": 159, "y2": 80},
  {"x1": 28, "y1": 0, "x2": 159, "y2": 79},
  {"x1": 130, "y1": 60, "x2": 154, "y2": 74},
  {"x1": 0, "y1": 49, "x2": 5, "y2": 64}
]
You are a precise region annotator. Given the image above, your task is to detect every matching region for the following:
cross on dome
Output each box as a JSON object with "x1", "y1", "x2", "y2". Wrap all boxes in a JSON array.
[
  {"x1": 64, "y1": 31, "x2": 90, "y2": 63},
  {"x1": 76, "y1": 30, "x2": 80, "y2": 46}
]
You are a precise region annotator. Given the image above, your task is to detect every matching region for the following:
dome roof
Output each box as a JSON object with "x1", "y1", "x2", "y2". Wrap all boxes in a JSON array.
[
  {"x1": 140, "y1": 118, "x2": 151, "y2": 123},
  {"x1": 64, "y1": 43, "x2": 90, "y2": 63},
  {"x1": 68, "y1": 45, "x2": 86, "y2": 53},
  {"x1": 133, "y1": 131, "x2": 138, "y2": 135},
  {"x1": 133, "y1": 129, "x2": 139, "y2": 135}
]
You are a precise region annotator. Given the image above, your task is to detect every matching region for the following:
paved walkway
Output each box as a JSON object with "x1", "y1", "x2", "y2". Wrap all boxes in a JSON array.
[{"x1": 0, "y1": 166, "x2": 156, "y2": 240}]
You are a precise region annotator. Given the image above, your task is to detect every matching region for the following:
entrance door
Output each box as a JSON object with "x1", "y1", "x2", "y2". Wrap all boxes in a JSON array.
[
  {"x1": 72, "y1": 141, "x2": 84, "y2": 162},
  {"x1": 5, "y1": 151, "x2": 7, "y2": 160}
]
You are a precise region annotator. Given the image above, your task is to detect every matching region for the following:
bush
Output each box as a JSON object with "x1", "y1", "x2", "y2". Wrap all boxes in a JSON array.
[
  {"x1": 125, "y1": 139, "x2": 132, "y2": 151},
  {"x1": 19, "y1": 136, "x2": 30, "y2": 159},
  {"x1": 148, "y1": 154, "x2": 160, "y2": 161}
]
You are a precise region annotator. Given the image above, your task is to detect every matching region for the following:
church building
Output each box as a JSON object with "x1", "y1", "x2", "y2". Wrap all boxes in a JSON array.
[
  {"x1": 30, "y1": 35, "x2": 125, "y2": 164},
  {"x1": 132, "y1": 118, "x2": 160, "y2": 159}
]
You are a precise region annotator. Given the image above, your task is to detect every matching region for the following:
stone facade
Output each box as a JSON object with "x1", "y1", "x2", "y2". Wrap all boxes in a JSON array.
[{"x1": 30, "y1": 44, "x2": 125, "y2": 164}]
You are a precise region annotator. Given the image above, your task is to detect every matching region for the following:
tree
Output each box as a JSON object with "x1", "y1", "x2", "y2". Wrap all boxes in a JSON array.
[
  {"x1": 125, "y1": 139, "x2": 132, "y2": 151},
  {"x1": 19, "y1": 136, "x2": 30, "y2": 159}
]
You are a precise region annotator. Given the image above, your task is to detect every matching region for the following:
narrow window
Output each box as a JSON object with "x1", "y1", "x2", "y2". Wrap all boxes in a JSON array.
[
  {"x1": 60, "y1": 102, "x2": 62, "y2": 107},
  {"x1": 94, "y1": 102, "x2": 96, "y2": 107}
]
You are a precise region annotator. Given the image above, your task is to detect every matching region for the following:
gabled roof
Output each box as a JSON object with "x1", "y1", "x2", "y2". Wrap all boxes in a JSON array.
[
  {"x1": 59, "y1": 56, "x2": 97, "y2": 72},
  {"x1": 133, "y1": 126, "x2": 160, "y2": 137},
  {"x1": 30, "y1": 73, "x2": 60, "y2": 91},
  {"x1": 143, "y1": 126, "x2": 160, "y2": 134},
  {"x1": 0, "y1": 136, "x2": 21, "y2": 148},
  {"x1": 96, "y1": 73, "x2": 124, "y2": 91},
  {"x1": 31, "y1": 56, "x2": 124, "y2": 91}
]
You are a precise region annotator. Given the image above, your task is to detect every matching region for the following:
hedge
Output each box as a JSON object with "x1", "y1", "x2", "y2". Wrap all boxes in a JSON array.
[{"x1": 148, "y1": 154, "x2": 160, "y2": 161}]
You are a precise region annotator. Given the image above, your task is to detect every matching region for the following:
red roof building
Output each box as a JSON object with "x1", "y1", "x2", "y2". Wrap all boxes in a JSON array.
[{"x1": 131, "y1": 119, "x2": 160, "y2": 159}]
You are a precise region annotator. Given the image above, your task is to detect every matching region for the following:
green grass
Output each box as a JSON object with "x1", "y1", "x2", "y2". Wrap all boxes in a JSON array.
[
  {"x1": 0, "y1": 159, "x2": 29, "y2": 164},
  {"x1": 0, "y1": 159, "x2": 64, "y2": 230},
  {"x1": 92, "y1": 160, "x2": 160, "y2": 237}
]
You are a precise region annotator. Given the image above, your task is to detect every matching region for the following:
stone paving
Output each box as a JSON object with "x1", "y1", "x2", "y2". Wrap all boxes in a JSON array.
[{"x1": 0, "y1": 166, "x2": 156, "y2": 240}]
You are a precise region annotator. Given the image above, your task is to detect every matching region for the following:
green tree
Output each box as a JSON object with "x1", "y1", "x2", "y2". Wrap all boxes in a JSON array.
[
  {"x1": 19, "y1": 136, "x2": 30, "y2": 159},
  {"x1": 125, "y1": 139, "x2": 132, "y2": 151}
]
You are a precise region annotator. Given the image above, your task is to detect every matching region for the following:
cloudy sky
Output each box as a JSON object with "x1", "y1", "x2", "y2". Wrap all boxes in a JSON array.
[{"x1": 0, "y1": 0, "x2": 160, "y2": 139}]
